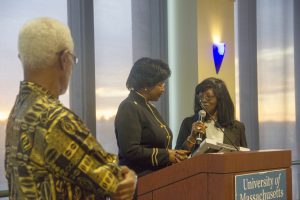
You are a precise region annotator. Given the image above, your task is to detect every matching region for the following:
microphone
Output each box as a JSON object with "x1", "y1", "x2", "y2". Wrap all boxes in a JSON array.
[
  {"x1": 199, "y1": 99, "x2": 240, "y2": 151},
  {"x1": 199, "y1": 110, "x2": 206, "y2": 122},
  {"x1": 196, "y1": 110, "x2": 206, "y2": 143}
]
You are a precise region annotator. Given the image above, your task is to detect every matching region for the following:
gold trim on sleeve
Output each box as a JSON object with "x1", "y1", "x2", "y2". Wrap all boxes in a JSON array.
[{"x1": 151, "y1": 148, "x2": 159, "y2": 166}]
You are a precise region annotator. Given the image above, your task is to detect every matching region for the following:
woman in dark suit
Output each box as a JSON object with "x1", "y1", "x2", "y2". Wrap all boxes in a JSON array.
[
  {"x1": 175, "y1": 77, "x2": 248, "y2": 153},
  {"x1": 115, "y1": 57, "x2": 189, "y2": 177}
]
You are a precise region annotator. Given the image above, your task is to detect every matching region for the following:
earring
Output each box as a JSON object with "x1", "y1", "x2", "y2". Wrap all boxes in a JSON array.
[{"x1": 144, "y1": 88, "x2": 148, "y2": 92}]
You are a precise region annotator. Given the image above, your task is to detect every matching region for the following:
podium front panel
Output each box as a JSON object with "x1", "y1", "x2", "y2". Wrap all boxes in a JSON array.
[
  {"x1": 137, "y1": 150, "x2": 292, "y2": 200},
  {"x1": 153, "y1": 174, "x2": 207, "y2": 200},
  {"x1": 138, "y1": 192, "x2": 152, "y2": 200}
]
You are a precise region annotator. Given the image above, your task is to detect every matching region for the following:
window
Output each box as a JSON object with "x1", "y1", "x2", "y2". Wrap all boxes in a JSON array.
[
  {"x1": 257, "y1": 0, "x2": 295, "y2": 153},
  {"x1": 256, "y1": 0, "x2": 298, "y2": 198},
  {"x1": 94, "y1": 0, "x2": 132, "y2": 154}
]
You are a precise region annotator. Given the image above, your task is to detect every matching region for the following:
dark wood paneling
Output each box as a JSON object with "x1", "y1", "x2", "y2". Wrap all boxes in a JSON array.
[
  {"x1": 138, "y1": 192, "x2": 153, "y2": 200},
  {"x1": 153, "y1": 174, "x2": 208, "y2": 200}
]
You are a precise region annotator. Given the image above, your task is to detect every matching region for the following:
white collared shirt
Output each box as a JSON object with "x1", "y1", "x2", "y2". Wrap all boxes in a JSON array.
[{"x1": 205, "y1": 120, "x2": 224, "y2": 143}]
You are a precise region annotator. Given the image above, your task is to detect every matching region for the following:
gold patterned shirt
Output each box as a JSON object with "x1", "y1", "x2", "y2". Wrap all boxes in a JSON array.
[{"x1": 5, "y1": 81, "x2": 122, "y2": 200}]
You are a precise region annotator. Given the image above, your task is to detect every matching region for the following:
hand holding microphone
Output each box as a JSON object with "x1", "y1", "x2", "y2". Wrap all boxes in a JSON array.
[
  {"x1": 190, "y1": 110, "x2": 207, "y2": 144},
  {"x1": 198, "y1": 99, "x2": 240, "y2": 151}
]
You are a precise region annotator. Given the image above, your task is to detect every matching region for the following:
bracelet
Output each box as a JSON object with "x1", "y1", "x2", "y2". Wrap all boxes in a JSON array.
[{"x1": 186, "y1": 137, "x2": 196, "y2": 145}]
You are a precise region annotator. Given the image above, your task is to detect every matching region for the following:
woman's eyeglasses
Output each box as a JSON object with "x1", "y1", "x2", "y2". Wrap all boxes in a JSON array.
[{"x1": 198, "y1": 93, "x2": 216, "y2": 102}]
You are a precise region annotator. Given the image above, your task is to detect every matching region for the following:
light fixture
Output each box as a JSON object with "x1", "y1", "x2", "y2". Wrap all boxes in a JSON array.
[{"x1": 212, "y1": 42, "x2": 226, "y2": 74}]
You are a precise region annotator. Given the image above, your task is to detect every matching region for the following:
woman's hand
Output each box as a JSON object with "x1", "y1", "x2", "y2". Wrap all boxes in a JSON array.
[
  {"x1": 168, "y1": 149, "x2": 190, "y2": 164},
  {"x1": 190, "y1": 121, "x2": 207, "y2": 139},
  {"x1": 168, "y1": 149, "x2": 177, "y2": 163},
  {"x1": 175, "y1": 149, "x2": 190, "y2": 162}
]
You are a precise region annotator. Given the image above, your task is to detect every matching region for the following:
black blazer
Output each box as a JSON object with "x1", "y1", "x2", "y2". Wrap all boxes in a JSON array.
[
  {"x1": 115, "y1": 91, "x2": 172, "y2": 176},
  {"x1": 175, "y1": 115, "x2": 247, "y2": 153}
]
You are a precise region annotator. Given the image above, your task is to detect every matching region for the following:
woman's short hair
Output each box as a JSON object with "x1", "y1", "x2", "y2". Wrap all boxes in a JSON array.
[
  {"x1": 194, "y1": 77, "x2": 235, "y2": 127},
  {"x1": 126, "y1": 57, "x2": 171, "y2": 90},
  {"x1": 18, "y1": 17, "x2": 74, "y2": 69}
]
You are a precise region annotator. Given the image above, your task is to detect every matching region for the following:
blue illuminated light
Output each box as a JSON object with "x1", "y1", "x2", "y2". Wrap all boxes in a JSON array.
[{"x1": 212, "y1": 43, "x2": 226, "y2": 74}]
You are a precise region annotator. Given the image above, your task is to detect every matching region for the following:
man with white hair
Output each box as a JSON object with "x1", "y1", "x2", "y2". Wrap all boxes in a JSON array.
[{"x1": 5, "y1": 17, "x2": 136, "y2": 200}]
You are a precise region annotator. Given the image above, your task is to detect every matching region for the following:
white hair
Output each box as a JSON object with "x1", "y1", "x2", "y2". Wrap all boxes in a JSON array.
[{"x1": 18, "y1": 17, "x2": 74, "y2": 69}]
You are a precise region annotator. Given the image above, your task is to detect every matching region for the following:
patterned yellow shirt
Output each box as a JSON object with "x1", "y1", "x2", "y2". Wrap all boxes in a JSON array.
[{"x1": 5, "y1": 81, "x2": 122, "y2": 200}]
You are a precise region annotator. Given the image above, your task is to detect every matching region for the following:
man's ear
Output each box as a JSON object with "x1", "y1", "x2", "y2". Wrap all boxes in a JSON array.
[{"x1": 59, "y1": 50, "x2": 69, "y2": 70}]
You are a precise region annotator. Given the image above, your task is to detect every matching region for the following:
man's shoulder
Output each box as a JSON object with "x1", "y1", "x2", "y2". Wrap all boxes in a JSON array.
[{"x1": 13, "y1": 93, "x2": 73, "y2": 130}]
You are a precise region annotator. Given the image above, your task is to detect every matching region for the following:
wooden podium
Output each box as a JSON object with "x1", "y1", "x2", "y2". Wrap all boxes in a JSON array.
[{"x1": 137, "y1": 150, "x2": 292, "y2": 200}]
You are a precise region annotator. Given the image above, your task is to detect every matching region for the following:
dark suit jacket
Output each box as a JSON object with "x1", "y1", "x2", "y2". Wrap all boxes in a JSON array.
[
  {"x1": 115, "y1": 91, "x2": 172, "y2": 176},
  {"x1": 175, "y1": 115, "x2": 247, "y2": 153}
]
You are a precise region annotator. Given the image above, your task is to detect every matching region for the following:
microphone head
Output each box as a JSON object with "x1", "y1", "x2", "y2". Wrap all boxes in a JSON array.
[
  {"x1": 198, "y1": 110, "x2": 206, "y2": 122},
  {"x1": 199, "y1": 110, "x2": 206, "y2": 118}
]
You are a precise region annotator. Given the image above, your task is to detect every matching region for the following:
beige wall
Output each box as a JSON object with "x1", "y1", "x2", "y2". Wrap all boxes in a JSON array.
[
  {"x1": 168, "y1": 0, "x2": 236, "y2": 146},
  {"x1": 197, "y1": 0, "x2": 236, "y2": 105}
]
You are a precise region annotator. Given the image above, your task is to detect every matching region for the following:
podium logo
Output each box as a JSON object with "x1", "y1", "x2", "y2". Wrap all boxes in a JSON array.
[{"x1": 235, "y1": 169, "x2": 286, "y2": 200}]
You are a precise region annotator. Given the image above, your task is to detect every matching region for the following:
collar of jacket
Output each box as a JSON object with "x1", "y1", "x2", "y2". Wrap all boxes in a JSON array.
[
  {"x1": 129, "y1": 90, "x2": 148, "y2": 105},
  {"x1": 20, "y1": 81, "x2": 56, "y2": 100}
]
